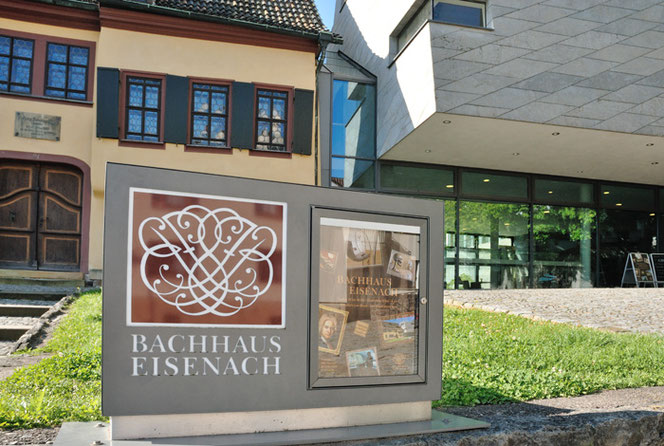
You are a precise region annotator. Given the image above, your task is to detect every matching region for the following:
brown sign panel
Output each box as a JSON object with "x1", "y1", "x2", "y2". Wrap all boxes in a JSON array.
[{"x1": 128, "y1": 188, "x2": 286, "y2": 327}]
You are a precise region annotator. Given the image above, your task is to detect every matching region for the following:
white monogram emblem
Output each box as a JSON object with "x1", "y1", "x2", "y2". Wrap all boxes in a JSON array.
[{"x1": 138, "y1": 205, "x2": 278, "y2": 317}]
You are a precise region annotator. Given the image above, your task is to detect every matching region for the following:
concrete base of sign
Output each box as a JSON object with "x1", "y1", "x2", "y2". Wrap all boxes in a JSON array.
[
  {"x1": 55, "y1": 411, "x2": 489, "y2": 446},
  {"x1": 111, "y1": 401, "x2": 431, "y2": 440}
]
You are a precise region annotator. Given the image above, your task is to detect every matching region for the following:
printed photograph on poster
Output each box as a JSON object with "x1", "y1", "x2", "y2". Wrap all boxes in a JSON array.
[
  {"x1": 380, "y1": 313, "x2": 416, "y2": 345},
  {"x1": 347, "y1": 229, "x2": 372, "y2": 261},
  {"x1": 346, "y1": 347, "x2": 380, "y2": 377},
  {"x1": 386, "y1": 249, "x2": 417, "y2": 281},
  {"x1": 320, "y1": 249, "x2": 338, "y2": 272},
  {"x1": 318, "y1": 305, "x2": 349, "y2": 356},
  {"x1": 630, "y1": 252, "x2": 654, "y2": 282}
]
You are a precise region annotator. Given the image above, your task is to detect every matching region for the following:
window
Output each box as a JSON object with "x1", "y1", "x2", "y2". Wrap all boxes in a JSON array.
[
  {"x1": 45, "y1": 43, "x2": 89, "y2": 100},
  {"x1": 0, "y1": 35, "x2": 33, "y2": 93},
  {"x1": 433, "y1": 0, "x2": 486, "y2": 28},
  {"x1": 331, "y1": 79, "x2": 376, "y2": 189},
  {"x1": 396, "y1": 2, "x2": 430, "y2": 54},
  {"x1": 255, "y1": 88, "x2": 289, "y2": 152},
  {"x1": 0, "y1": 29, "x2": 95, "y2": 102},
  {"x1": 191, "y1": 82, "x2": 229, "y2": 147},
  {"x1": 124, "y1": 75, "x2": 163, "y2": 142}
]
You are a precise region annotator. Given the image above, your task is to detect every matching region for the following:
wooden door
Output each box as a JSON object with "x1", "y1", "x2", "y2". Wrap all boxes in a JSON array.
[
  {"x1": 0, "y1": 162, "x2": 39, "y2": 269},
  {"x1": 37, "y1": 164, "x2": 83, "y2": 271},
  {"x1": 0, "y1": 161, "x2": 82, "y2": 271}
]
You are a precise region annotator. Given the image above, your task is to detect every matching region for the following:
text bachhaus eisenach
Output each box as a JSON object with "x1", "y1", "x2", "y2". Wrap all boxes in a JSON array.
[{"x1": 130, "y1": 334, "x2": 281, "y2": 377}]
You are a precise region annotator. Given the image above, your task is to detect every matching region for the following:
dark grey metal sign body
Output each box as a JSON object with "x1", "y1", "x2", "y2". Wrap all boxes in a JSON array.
[{"x1": 102, "y1": 163, "x2": 443, "y2": 416}]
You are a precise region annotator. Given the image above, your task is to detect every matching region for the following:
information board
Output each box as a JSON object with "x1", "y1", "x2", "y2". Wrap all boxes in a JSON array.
[
  {"x1": 650, "y1": 253, "x2": 664, "y2": 285},
  {"x1": 620, "y1": 252, "x2": 655, "y2": 287}
]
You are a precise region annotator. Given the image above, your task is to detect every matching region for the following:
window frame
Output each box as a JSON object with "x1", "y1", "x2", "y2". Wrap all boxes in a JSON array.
[
  {"x1": 44, "y1": 42, "x2": 90, "y2": 100},
  {"x1": 186, "y1": 77, "x2": 233, "y2": 154},
  {"x1": 432, "y1": 0, "x2": 488, "y2": 29},
  {"x1": 119, "y1": 70, "x2": 167, "y2": 149},
  {"x1": 252, "y1": 83, "x2": 294, "y2": 154},
  {"x1": 0, "y1": 28, "x2": 95, "y2": 105},
  {"x1": 0, "y1": 34, "x2": 34, "y2": 94}
]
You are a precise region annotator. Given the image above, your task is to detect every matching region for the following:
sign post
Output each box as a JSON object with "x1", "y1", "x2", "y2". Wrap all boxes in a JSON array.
[
  {"x1": 620, "y1": 252, "x2": 655, "y2": 287},
  {"x1": 99, "y1": 163, "x2": 487, "y2": 444}
]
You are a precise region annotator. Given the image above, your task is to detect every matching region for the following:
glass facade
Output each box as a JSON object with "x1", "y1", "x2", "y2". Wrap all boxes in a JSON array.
[
  {"x1": 331, "y1": 79, "x2": 376, "y2": 189},
  {"x1": 377, "y1": 162, "x2": 662, "y2": 289}
]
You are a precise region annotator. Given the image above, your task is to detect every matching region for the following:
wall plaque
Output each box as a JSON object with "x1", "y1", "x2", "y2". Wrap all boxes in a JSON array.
[{"x1": 14, "y1": 112, "x2": 61, "y2": 141}]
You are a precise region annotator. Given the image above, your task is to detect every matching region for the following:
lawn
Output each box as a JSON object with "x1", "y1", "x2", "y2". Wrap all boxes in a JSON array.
[
  {"x1": 1, "y1": 291, "x2": 664, "y2": 428},
  {"x1": 0, "y1": 290, "x2": 102, "y2": 429},
  {"x1": 438, "y1": 305, "x2": 664, "y2": 407}
]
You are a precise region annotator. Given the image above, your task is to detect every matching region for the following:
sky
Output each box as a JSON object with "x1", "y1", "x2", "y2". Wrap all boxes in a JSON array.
[{"x1": 314, "y1": 0, "x2": 336, "y2": 29}]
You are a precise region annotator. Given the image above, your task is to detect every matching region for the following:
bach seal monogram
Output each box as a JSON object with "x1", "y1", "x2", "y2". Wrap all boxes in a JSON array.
[{"x1": 128, "y1": 189, "x2": 286, "y2": 327}]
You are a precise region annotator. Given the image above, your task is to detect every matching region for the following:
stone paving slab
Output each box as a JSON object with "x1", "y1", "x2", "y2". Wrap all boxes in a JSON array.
[{"x1": 445, "y1": 288, "x2": 664, "y2": 334}]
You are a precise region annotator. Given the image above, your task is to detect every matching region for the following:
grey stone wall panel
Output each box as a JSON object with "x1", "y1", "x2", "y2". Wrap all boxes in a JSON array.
[
  {"x1": 612, "y1": 57, "x2": 664, "y2": 76},
  {"x1": 588, "y1": 44, "x2": 652, "y2": 63},
  {"x1": 504, "y1": 5, "x2": 574, "y2": 23},
  {"x1": 535, "y1": 17, "x2": 601, "y2": 36},
  {"x1": 593, "y1": 112, "x2": 659, "y2": 132},
  {"x1": 500, "y1": 101, "x2": 575, "y2": 121},
  {"x1": 570, "y1": 5, "x2": 634, "y2": 23},
  {"x1": 565, "y1": 99, "x2": 634, "y2": 120},
  {"x1": 541, "y1": 86, "x2": 609, "y2": 106},
  {"x1": 512, "y1": 72, "x2": 584, "y2": 93},
  {"x1": 596, "y1": 18, "x2": 658, "y2": 36},
  {"x1": 550, "y1": 57, "x2": 617, "y2": 77},
  {"x1": 602, "y1": 84, "x2": 664, "y2": 103}
]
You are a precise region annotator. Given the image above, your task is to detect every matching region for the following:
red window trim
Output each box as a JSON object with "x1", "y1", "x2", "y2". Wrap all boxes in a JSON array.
[
  {"x1": 118, "y1": 70, "x2": 167, "y2": 150},
  {"x1": 252, "y1": 82, "x2": 295, "y2": 154},
  {"x1": 0, "y1": 28, "x2": 96, "y2": 103},
  {"x1": 185, "y1": 77, "x2": 233, "y2": 154}
]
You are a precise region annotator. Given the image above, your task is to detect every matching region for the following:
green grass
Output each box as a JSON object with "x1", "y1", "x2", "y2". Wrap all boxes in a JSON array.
[
  {"x1": 2, "y1": 291, "x2": 664, "y2": 428},
  {"x1": 0, "y1": 290, "x2": 102, "y2": 429},
  {"x1": 437, "y1": 305, "x2": 664, "y2": 407}
]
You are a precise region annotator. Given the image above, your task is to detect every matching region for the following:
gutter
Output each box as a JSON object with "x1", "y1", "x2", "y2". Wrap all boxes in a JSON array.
[{"x1": 25, "y1": 0, "x2": 98, "y2": 11}]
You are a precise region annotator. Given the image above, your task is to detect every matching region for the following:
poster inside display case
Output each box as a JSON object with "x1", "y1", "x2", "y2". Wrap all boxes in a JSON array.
[{"x1": 312, "y1": 212, "x2": 427, "y2": 386}]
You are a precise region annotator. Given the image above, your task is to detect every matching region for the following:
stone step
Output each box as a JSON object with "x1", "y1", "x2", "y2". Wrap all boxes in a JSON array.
[
  {"x1": 0, "y1": 325, "x2": 32, "y2": 341},
  {"x1": 0, "y1": 304, "x2": 49, "y2": 318},
  {"x1": 0, "y1": 277, "x2": 85, "y2": 288}
]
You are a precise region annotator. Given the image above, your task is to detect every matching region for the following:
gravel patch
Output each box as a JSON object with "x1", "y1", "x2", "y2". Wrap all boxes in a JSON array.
[{"x1": 0, "y1": 427, "x2": 58, "y2": 445}]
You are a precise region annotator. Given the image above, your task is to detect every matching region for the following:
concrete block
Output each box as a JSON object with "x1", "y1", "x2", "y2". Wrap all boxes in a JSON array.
[
  {"x1": 513, "y1": 72, "x2": 583, "y2": 93},
  {"x1": 635, "y1": 124, "x2": 664, "y2": 136},
  {"x1": 496, "y1": 30, "x2": 567, "y2": 50},
  {"x1": 490, "y1": 17, "x2": 539, "y2": 37},
  {"x1": 578, "y1": 71, "x2": 643, "y2": 90},
  {"x1": 501, "y1": 101, "x2": 574, "y2": 122},
  {"x1": 628, "y1": 96, "x2": 664, "y2": 116},
  {"x1": 470, "y1": 87, "x2": 547, "y2": 109},
  {"x1": 547, "y1": 115, "x2": 602, "y2": 128},
  {"x1": 602, "y1": 84, "x2": 664, "y2": 103},
  {"x1": 491, "y1": 5, "x2": 517, "y2": 18},
  {"x1": 588, "y1": 44, "x2": 651, "y2": 63},
  {"x1": 433, "y1": 59, "x2": 492, "y2": 80},
  {"x1": 505, "y1": 5, "x2": 573, "y2": 24},
  {"x1": 541, "y1": 86, "x2": 609, "y2": 106},
  {"x1": 432, "y1": 29, "x2": 501, "y2": 52},
  {"x1": 448, "y1": 104, "x2": 512, "y2": 118},
  {"x1": 435, "y1": 90, "x2": 481, "y2": 112},
  {"x1": 637, "y1": 68, "x2": 664, "y2": 87},
  {"x1": 442, "y1": 73, "x2": 518, "y2": 95},
  {"x1": 593, "y1": 112, "x2": 658, "y2": 133},
  {"x1": 454, "y1": 44, "x2": 531, "y2": 65},
  {"x1": 484, "y1": 58, "x2": 557, "y2": 78},
  {"x1": 646, "y1": 46, "x2": 664, "y2": 60},
  {"x1": 522, "y1": 44, "x2": 593, "y2": 64},
  {"x1": 552, "y1": 57, "x2": 617, "y2": 77},
  {"x1": 535, "y1": 18, "x2": 601, "y2": 37},
  {"x1": 543, "y1": 0, "x2": 604, "y2": 10},
  {"x1": 562, "y1": 31, "x2": 626, "y2": 50},
  {"x1": 492, "y1": 0, "x2": 542, "y2": 8},
  {"x1": 623, "y1": 31, "x2": 664, "y2": 49},
  {"x1": 631, "y1": 5, "x2": 664, "y2": 22},
  {"x1": 565, "y1": 99, "x2": 634, "y2": 120},
  {"x1": 612, "y1": 57, "x2": 664, "y2": 76},
  {"x1": 597, "y1": 18, "x2": 658, "y2": 36},
  {"x1": 433, "y1": 47, "x2": 464, "y2": 62},
  {"x1": 571, "y1": 6, "x2": 634, "y2": 24},
  {"x1": 604, "y1": 0, "x2": 661, "y2": 10}
]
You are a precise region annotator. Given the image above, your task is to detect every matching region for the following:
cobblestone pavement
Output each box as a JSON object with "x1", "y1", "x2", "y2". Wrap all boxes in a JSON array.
[{"x1": 445, "y1": 288, "x2": 664, "y2": 334}]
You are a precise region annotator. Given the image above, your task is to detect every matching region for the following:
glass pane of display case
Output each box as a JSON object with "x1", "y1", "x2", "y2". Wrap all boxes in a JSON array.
[{"x1": 311, "y1": 209, "x2": 427, "y2": 387}]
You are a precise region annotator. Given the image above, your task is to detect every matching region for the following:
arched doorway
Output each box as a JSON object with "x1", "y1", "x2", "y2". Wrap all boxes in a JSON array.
[{"x1": 0, "y1": 160, "x2": 84, "y2": 271}]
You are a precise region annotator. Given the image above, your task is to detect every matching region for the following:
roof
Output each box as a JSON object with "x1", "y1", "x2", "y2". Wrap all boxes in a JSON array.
[{"x1": 153, "y1": 0, "x2": 328, "y2": 35}]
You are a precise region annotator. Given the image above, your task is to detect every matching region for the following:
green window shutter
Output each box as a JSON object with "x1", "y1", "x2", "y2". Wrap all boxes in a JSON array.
[
  {"x1": 164, "y1": 75, "x2": 189, "y2": 144},
  {"x1": 230, "y1": 81, "x2": 254, "y2": 150},
  {"x1": 292, "y1": 88, "x2": 314, "y2": 155},
  {"x1": 96, "y1": 67, "x2": 119, "y2": 139}
]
